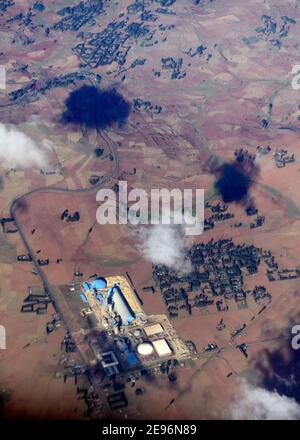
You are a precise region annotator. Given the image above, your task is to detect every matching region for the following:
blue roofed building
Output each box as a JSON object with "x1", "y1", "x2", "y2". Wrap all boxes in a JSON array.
[
  {"x1": 91, "y1": 277, "x2": 107, "y2": 290},
  {"x1": 108, "y1": 285, "x2": 135, "y2": 325},
  {"x1": 96, "y1": 293, "x2": 103, "y2": 304},
  {"x1": 80, "y1": 275, "x2": 142, "y2": 327},
  {"x1": 82, "y1": 281, "x2": 90, "y2": 292},
  {"x1": 80, "y1": 292, "x2": 88, "y2": 303},
  {"x1": 126, "y1": 352, "x2": 140, "y2": 367}
]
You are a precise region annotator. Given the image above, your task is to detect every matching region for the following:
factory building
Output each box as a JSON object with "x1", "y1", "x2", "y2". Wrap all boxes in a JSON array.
[
  {"x1": 91, "y1": 277, "x2": 107, "y2": 290},
  {"x1": 136, "y1": 338, "x2": 173, "y2": 358},
  {"x1": 144, "y1": 323, "x2": 164, "y2": 337},
  {"x1": 153, "y1": 339, "x2": 172, "y2": 357},
  {"x1": 82, "y1": 277, "x2": 107, "y2": 293},
  {"x1": 80, "y1": 276, "x2": 139, "y2": 326},
  {"x1": 108, "y1": 285, "x2": 135, "y2": 326},
  {"x1": 80, "y1": 292, "x2": 88, "y2": 303}
]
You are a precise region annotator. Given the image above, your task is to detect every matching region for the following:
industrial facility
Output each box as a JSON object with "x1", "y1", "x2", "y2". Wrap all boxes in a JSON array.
[
  {"x1": 80, "y1": 275, "x2": 145, "y2": 330},
  {"x1": 73, "y1": 275, "x2": 192, "y2": 376}
]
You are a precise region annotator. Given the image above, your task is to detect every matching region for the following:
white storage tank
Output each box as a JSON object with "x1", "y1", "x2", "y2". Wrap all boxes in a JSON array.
[{"x1": 137, "y1": 342, "x2": 154, "y2": 356}]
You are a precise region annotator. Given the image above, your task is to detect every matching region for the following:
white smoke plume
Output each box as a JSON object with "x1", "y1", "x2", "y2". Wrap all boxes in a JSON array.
[
  {"x1": 230, "y1": 380, "x2": 300, "y2": 420},
  {"x1": 136, "y1": 223, "x2": 193, "y2": 273},
  {"x1": 0, "y1": 123, "x2": 49, "y2": 169}
]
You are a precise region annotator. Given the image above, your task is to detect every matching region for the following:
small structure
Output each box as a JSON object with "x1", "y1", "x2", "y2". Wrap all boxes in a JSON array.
[
  {"x1": 153, "y1": 339, "x2": 172, "y2": 357},
  {"x1": 99, "y1": 351, "x2": 119, "y2": 376},
  {"x1": 91, "y1": 277, "x2": 107, "y2": 290},
  {"x1": 137, "y1": 342, "x2": 154, "y2": 357},
  {"x1": 1, "y1": 217, "x2": 18, "y2": 233},
  {"x1": 144, "y1": 323, "x2": 163, "y2": 336},
  {"x1": 17, "y1": 254, "x2": 32, "y2": 262}
]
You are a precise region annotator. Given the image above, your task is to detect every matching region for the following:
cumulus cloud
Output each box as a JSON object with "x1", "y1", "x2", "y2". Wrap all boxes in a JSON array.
[
  {"x1": 230, "y1": 380, "x2": 300, "y2": 420},
  {"x1": 0, "y1": 123, "x2": 49, "y2": 169},
  {"x1": 136, "y1": 223, "x2": 193, "y2": 273}
]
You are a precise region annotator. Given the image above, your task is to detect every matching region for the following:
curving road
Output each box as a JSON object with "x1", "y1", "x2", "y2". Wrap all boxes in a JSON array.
[{"x1": 8, "y1": 129, "x2": 120, "y2": 418}]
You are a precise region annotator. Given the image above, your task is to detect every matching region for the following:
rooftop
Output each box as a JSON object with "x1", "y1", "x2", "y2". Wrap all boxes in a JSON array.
[{"x1": 153, "y1": 339, "x2": 172, "y2": 357}]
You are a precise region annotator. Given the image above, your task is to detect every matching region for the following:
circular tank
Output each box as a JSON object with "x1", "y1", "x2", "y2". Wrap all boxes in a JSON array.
[
  {"x1": 91, "y1": 277, "x2": 107, "y2": 289},
  {"x1": 137, "y1": 342, "x2": 154, "y2": 356}
]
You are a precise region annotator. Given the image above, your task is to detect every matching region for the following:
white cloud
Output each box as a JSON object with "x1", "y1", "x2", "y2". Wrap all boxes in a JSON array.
[
  {"x1": 0, "y1": 123, "x2": 49, "y2": 169},
  {"x1": 136, "y1": 223, "x2": 193, "y2": 273},
  {"x1": 230, "y1": 380, "x2": 300, "y2": 420}
]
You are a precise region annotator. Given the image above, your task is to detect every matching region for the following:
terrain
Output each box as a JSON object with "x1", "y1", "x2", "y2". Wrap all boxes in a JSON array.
[{"x1": 1, "y1": 0, "x2": 300, "y2": 420}]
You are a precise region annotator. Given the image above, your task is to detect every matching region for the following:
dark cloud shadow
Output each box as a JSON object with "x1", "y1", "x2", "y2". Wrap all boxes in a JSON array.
[
  {"x1": 213, "y1": 150, "x2": 259, "y2": 208},
  {"x1": 61, "y1": 85, "x2": 131, "y2": 130},
  {"x1": 215, "y1": 163, "x2": 251, "y2": 203},
  {"x1": 254, "y1": 339, "x2": 300, "y2": 404}
]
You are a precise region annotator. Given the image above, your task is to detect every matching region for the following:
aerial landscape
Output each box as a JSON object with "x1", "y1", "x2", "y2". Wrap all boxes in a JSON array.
[{"x1": 1, "y1": 0, "x2": 300, "y2": 426}]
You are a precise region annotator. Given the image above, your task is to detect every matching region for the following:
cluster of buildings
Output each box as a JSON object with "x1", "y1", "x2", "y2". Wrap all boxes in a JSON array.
[
  {"x1": 153, "y1": 239, "x2": 275, "y2": 317},
  {"x1": 1, "y1": 217, "x2": 18, "y2": 233},
  {"x1": 252, "y1": 285, "x2": 271, "y2": 304},
  {"x1": 58, "y1": 333, "x2": 101, "y2": 415},
  {"x1": 205, "y1": 195, "x2": 265, "y2": 232},
  {"x1": 17, "y1": 253, "x2": 32, "y2": 262},
  {"x1": 155, "y1": 7, "x2": 176, "y2": 15},
  {"x1": 6, "y1": 7, "x2": 39, "y2": 34},
  {"x1": 161, "y1": 57, "x2": 186, "y2": 80},
  {"x1": 0, "y1": 0, "x2": 14, "y2": 14},
  {"x1": 89, "y1": 175, "x2": 101, "y2": 185},
  {"x1": 40, "y1": 167, "x2": 63, "y2": 176},
  {"x1": 61, "y1": 331, "x2": 76, "y2": 353},
  {"x1": 132, "y1": 98, "x2": 162, "y2": 114},
  {"x1": 234, "y1": 147, "x2": 256, "y2": 164},
  {"x1": 46, "y1": 312, "x2": 62, "y2": 334},
  {"x1": 185, "y1": 44, "x2": 213, "y2": 62},
  {"x1": 69, "y1": 1, "x2": 179, "y2": 72},
  {"x1": 73, "y1": 20, "x2": 153, "y2": 68},
  {"x1": 53, "y1": 0, "x2": 104, "y2": 32},
  {"x1": 207, "y1": 187, "x2": 254, "y2": 230},
  {"x1": 255, "y1": 14, "x2": 296, "y2": 49},
  {"x1": 246, "y1": 205, "x2": 258, "y2": 216},
  {"x1": 256, "y1": 145, "x2": 271, "y2": 155},
  {"x1": 61, "y1": 209, "x2": 80, "y2": 222},
  {"x1": 140, "y1": 9, "x2": 158, "y2": 22},
  {"x1": 6, "y1": 0, "x2": 200, "y2": 104},
  {"x1": 267, "y1": 268, "x2": 300, "y2": 282},
  {"x1": 157, "y1": 0, "x2": 176, "y2": 6},
  {"x1": 153, "y1": 235, "x2": 300, "y2": 319},
  {"x1": 21, "y1": 286, "x2": 52, "y2": 315},
  {"x1": 204, "y1": 202, "x2": 235, "y2": 231},
  {"x1": 256, "y1": 14, "x2": 296, "y2": 38},
  {"x1": 127, "y1": 2, "x2": 147, "y2": 15},
  {"x1": 186, "y1": 44, "x2": 207, "y2": 57},
  {"x1": 127, "y1": 0, "x2": 177, "y2": 15},
  {"x1": 250, "y1": 215, "x2": 265, "y2": 229},
  {"x1": 273, "y1": 148, "x2": 295, "y2": 168},
  {"x1": 3, "y1": 2, "x2": 48, "y2": 43},
  {"x1": 9, "y1": 72, "x2": 95, "y2": 104}
]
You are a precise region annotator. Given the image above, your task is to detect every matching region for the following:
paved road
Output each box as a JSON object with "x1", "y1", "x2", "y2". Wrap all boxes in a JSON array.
[{"x1": 9, "y1": 130, "x2": 120, "y2": 418}]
